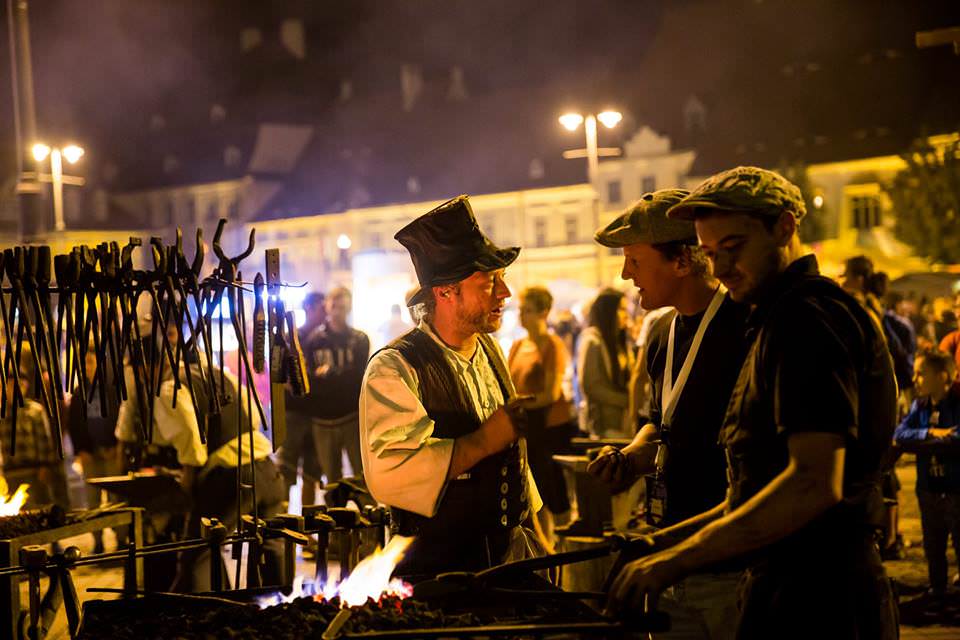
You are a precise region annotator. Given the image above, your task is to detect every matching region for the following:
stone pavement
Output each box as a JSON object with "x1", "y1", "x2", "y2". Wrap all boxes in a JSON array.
[{"x1": 29, "y1": 457, "x2": 960, "y2": 638}]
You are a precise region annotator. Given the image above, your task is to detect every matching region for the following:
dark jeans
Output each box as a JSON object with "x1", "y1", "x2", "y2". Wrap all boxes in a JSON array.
[
  {"x1": 278, "y1": 411, "x2": 323, "y2": 488},
  {"x1": 917, "y1": 489, "x2": 960, "y2": 594},
  {"x1": 171, "y1": 458, "x2": 287, "y2": 593},
  {"x1": 312, "y1": 414, "x2": 362, "y2": 484},
  {"x1": 736, "y1": 542, "x2": 897, "y2": 639}
]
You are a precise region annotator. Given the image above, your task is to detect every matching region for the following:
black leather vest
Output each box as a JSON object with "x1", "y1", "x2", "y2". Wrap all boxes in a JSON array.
[{"x1": 387, "y1": 329, "x2": 530, "y2": 545}]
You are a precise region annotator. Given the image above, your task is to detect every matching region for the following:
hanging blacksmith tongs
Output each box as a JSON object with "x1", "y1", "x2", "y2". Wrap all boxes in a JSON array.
[{"x1": 5, "y1": 247, "x2": 59, "y2": 455}]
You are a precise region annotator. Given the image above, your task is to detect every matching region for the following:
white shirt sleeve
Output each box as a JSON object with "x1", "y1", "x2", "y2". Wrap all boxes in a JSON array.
[
  {"x1": 359, "y1": 348, "x2": 453, "y2": 518},
  {"x1": 114, "y1": 368, "x2": 140, "y2": 443},
  {"x1": 155, "y1": 379, "x2": 208, "y2": 468}
]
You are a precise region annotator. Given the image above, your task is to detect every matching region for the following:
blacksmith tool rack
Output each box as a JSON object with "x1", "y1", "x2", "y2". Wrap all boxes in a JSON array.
[{"x1": 0, "y1": 219, "x2": 316, "y2": 637}]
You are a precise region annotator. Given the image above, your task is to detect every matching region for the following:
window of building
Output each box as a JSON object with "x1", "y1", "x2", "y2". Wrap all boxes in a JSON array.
[
  {"x1": 607, "y1": 180, "x2": 622, "y2": 204},
  {"x1": 367, "y1": 232, "x2": 381, "y2": 249},
  {"x1": 564, "y1": 214, "x2": 578, "y2": 244},
  {"x1": 534, "y1": 216, "x2": 547, "y2": 247},
  {"x1": 641, "y1": 175, "x2": 656, "y2": 194},
  {"x1": 850, "y1": 195, "x2": 881, "y2": 229}
]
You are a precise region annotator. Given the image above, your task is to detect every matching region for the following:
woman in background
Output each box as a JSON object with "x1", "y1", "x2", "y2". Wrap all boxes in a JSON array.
[
  {"x1": 508, "y1": 286, "x2": 573, "y2": 545},
  {"x1": 577, "y1": 288, "x2": 634, "y2": 439}
]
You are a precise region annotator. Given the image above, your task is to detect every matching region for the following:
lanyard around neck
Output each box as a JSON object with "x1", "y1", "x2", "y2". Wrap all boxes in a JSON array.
[{"x1": 661, "y1": 286, "x2": 726, "y2": 429}]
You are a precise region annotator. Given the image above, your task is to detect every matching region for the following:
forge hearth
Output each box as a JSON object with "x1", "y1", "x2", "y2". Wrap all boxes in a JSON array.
[
  {"x1": 76, "y1": 573, "x2": 632, "y2": 639},
  {"x1": 0, "y1": 507, "x2": 144, "y2": 640}
]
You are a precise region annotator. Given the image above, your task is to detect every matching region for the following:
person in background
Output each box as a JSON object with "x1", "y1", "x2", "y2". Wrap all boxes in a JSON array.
[
  {"x1": 867, "y1": 272, "x2": 916, "y2": 558},
  {"x1": 66, "y1": 348, "x2": 120, "y2": 554},
  {"x1": 939, "y1": 293, "x2": 960, "y2": 378},
  {"x1": 116, "y1": 318, "x2": 286, "y2": 592},
  {"x1": 309, "y1": 286, "x2": 369, "y2": 483},
  {"x1": 509, "y1": 285, "x2": 573, "y2": 545},
  {"x1": 0, "y1": 365, "x2": 59, "y2": 509},
  {"x1": 280, "y1": 291, "x2": 326, "y2": 509},
  {"x1": 894, "y1": 350, "x2": 960, "y2": 604},
  {"x1": 378, "y1": 303, "x2": 413, "y2": 348},
  {"x1": 934, "y1": 297, "x2": 958, "y2": 345},
  {"x1": 869, "y1": 272, "x2": 916, "y2": 397},
  {"x1": 577, "y1": 288, "x2": 634, "y2": 439},
  {"x1": 553, "y1": 310, "x2": 582, "y2": 410}
]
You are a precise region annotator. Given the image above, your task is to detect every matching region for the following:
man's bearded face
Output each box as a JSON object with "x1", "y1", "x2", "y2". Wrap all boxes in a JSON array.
[{"x1": 451, "y1": 269, "x2": 511, "y2": 334}]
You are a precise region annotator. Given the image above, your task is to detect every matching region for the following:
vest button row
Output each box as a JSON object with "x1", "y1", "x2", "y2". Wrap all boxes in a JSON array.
[
  {"x1": 500, "y1": 498, "x2": 508, "y2": 510},
  {"x1": 500, "y1": 466, "x2": 508, "y2": 477},
  {"x1": 500, "y1": 515, "x2": 508, "y2": 526},
  {"x1": 500, "y1": 482, "x2": 509, "y2": 495}
]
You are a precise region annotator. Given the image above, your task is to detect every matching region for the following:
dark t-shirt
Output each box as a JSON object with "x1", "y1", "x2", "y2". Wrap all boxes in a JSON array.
[
  {"x1": 303, "y1": 325, "x2": 370, "y2": 421},
  {"x1": 721, "y1": 255, "x2": 897, "y2": 564},
  {"x1": 645, "y1": 293, "x2": 750, "y2": 525}
]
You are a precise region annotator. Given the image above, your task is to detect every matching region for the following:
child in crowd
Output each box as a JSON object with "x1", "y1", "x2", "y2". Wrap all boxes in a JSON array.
[{"x1": 894, "y1": 350, "x2": 960, "y2": 598}]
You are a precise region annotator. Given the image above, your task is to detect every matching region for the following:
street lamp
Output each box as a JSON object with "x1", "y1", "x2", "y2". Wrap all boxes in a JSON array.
[
  {"x1": 31, "y1": 142, "x2": 85, "y2": 232},
  {"x1": 559, "y1": 110, "x2": 622, "y2": 183}
]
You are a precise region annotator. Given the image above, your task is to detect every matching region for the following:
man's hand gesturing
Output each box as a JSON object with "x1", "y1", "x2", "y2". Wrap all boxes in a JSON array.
[{"x1": 587, "y1": 446, "x2": 640, "y2": 493}]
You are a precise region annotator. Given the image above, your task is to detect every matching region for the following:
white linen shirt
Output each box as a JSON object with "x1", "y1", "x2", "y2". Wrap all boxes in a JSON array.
[{"x1": 360, "y1": 322, "x2": 541, "y2": 518}]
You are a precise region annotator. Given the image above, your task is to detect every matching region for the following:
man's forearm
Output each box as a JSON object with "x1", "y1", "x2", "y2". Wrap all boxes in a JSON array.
[
  {"x1": 653, "y1": 501, "x2": 727, "y2": 546},
  {"x1": 447, "y1": 430, "x2": 492, "y2": 480},
  {"x1": 668, "y1": 456, "x2": 842, "y2": 574}
]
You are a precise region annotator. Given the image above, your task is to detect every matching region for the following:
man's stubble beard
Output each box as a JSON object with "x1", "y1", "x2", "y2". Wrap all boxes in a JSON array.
[{"x1": 456, "y1": 305, "x2": 499, "y2": 335}]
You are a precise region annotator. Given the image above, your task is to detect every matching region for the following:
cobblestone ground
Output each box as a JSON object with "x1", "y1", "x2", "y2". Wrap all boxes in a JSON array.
[{"x1": 30, "y1": 458, "x2": 960, "y2": 639}]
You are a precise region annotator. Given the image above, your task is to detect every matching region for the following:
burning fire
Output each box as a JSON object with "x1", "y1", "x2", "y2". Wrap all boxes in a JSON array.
[
  {"x1": 258, "y1": 535, "x2": 413, "y2": 609},
  {"x1": 0, "y1": 478, "x2": 28, "y2": 517}
]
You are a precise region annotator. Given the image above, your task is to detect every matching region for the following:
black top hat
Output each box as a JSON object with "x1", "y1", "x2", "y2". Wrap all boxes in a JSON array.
[{"x1": 395, "y1": 195, "x2": 520, "y2": 306}]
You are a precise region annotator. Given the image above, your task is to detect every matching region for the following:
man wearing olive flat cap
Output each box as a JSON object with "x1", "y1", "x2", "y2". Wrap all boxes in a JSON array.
[
  {"x1": 360, "y1": 195, "x2": 542, "y2": 578},
  {"x1": 587, "y1": 189, "x2": 749, "y2": 639},
  {"x1": 607, "y1": 167, "x2": 898, "y2": 639}
]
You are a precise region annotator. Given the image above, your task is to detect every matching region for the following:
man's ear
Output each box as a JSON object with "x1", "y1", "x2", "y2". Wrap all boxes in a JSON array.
[
  {"x1": 672, "y1": 248, "x2": 692, "y2": 277},
  {"x1": 773, "y1": 211, "x2": 797, "y2": 247}
]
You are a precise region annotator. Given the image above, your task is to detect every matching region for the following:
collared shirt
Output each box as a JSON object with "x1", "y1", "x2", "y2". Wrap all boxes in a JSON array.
[
  {"x1": 721, "y1": 254, "x2": 897, "y2": 558},
  {"x1": 0, "y1": 399, "x2": 57, "y2": 470},
  {"x1": 361, "y1": 321, "x2": 541, "y2": 517}
]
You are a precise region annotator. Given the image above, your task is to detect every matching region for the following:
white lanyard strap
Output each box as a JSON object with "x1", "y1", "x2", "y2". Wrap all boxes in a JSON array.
[{"x1": 661, "y1": 286, "x2": 726, "y2": 428}]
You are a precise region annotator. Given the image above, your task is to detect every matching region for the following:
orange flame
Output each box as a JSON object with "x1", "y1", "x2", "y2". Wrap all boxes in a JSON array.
[
  {"x1": 329, "y1": 535, "x2": 413, "y2": 606},
  {"x1": 257, "y1": 535, "x2": 414, "y2": 609},
  {"x1": 0, "y1": 478, "x2": 28, "y2": 517}
]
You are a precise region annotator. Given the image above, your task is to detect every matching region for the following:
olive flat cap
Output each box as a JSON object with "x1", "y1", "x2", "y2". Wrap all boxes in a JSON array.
[
  {"x1": 666, "y1": 166, "x2": 806, "y2": 221},
  {"x1": 594, "y1": 189, "x2": 696, "y2": 248}
]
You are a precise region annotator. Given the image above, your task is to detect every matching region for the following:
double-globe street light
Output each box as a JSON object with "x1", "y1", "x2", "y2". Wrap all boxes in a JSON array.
[
  {"x1": 31, "y1": 143, "x2": 85, "y2": 232},
  {"x1": 559, "y1": 110, "x2": 623, "y2": 184}
]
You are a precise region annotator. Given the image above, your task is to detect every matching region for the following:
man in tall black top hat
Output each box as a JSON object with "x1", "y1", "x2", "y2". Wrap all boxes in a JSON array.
[{"x1": 360, "y1": 195, "x2": 542, "y2": 577}]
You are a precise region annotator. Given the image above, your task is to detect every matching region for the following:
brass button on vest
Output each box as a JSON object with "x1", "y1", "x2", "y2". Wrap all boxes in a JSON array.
[
  {"x1": 500, "y1": 515, "x2": 508, "y2": 526},
  {"x1": 500, "y1": 482, "x2": 509, "y2": 494}
]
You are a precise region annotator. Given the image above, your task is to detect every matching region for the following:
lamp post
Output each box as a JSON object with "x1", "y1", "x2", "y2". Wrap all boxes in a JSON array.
[
  {"x1": 31, "y1": 143, "x2": 84, "y2": 232},
  {"x1": 559, "y1": 110, "x2": 622, "y2": 184}
]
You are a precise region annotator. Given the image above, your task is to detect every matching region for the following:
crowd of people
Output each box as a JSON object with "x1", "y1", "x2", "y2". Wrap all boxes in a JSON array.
[{"x1": 1, "y1": 163, "x2": 959, "y2": 637}]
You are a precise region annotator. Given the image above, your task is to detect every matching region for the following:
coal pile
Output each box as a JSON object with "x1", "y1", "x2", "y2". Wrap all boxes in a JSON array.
[
  {"x1": 79, "y1": 594, "x2": 483, "y2": 640},
  {"x1": 0, "y1": 505, "x2": 69, "y2": 538}
]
